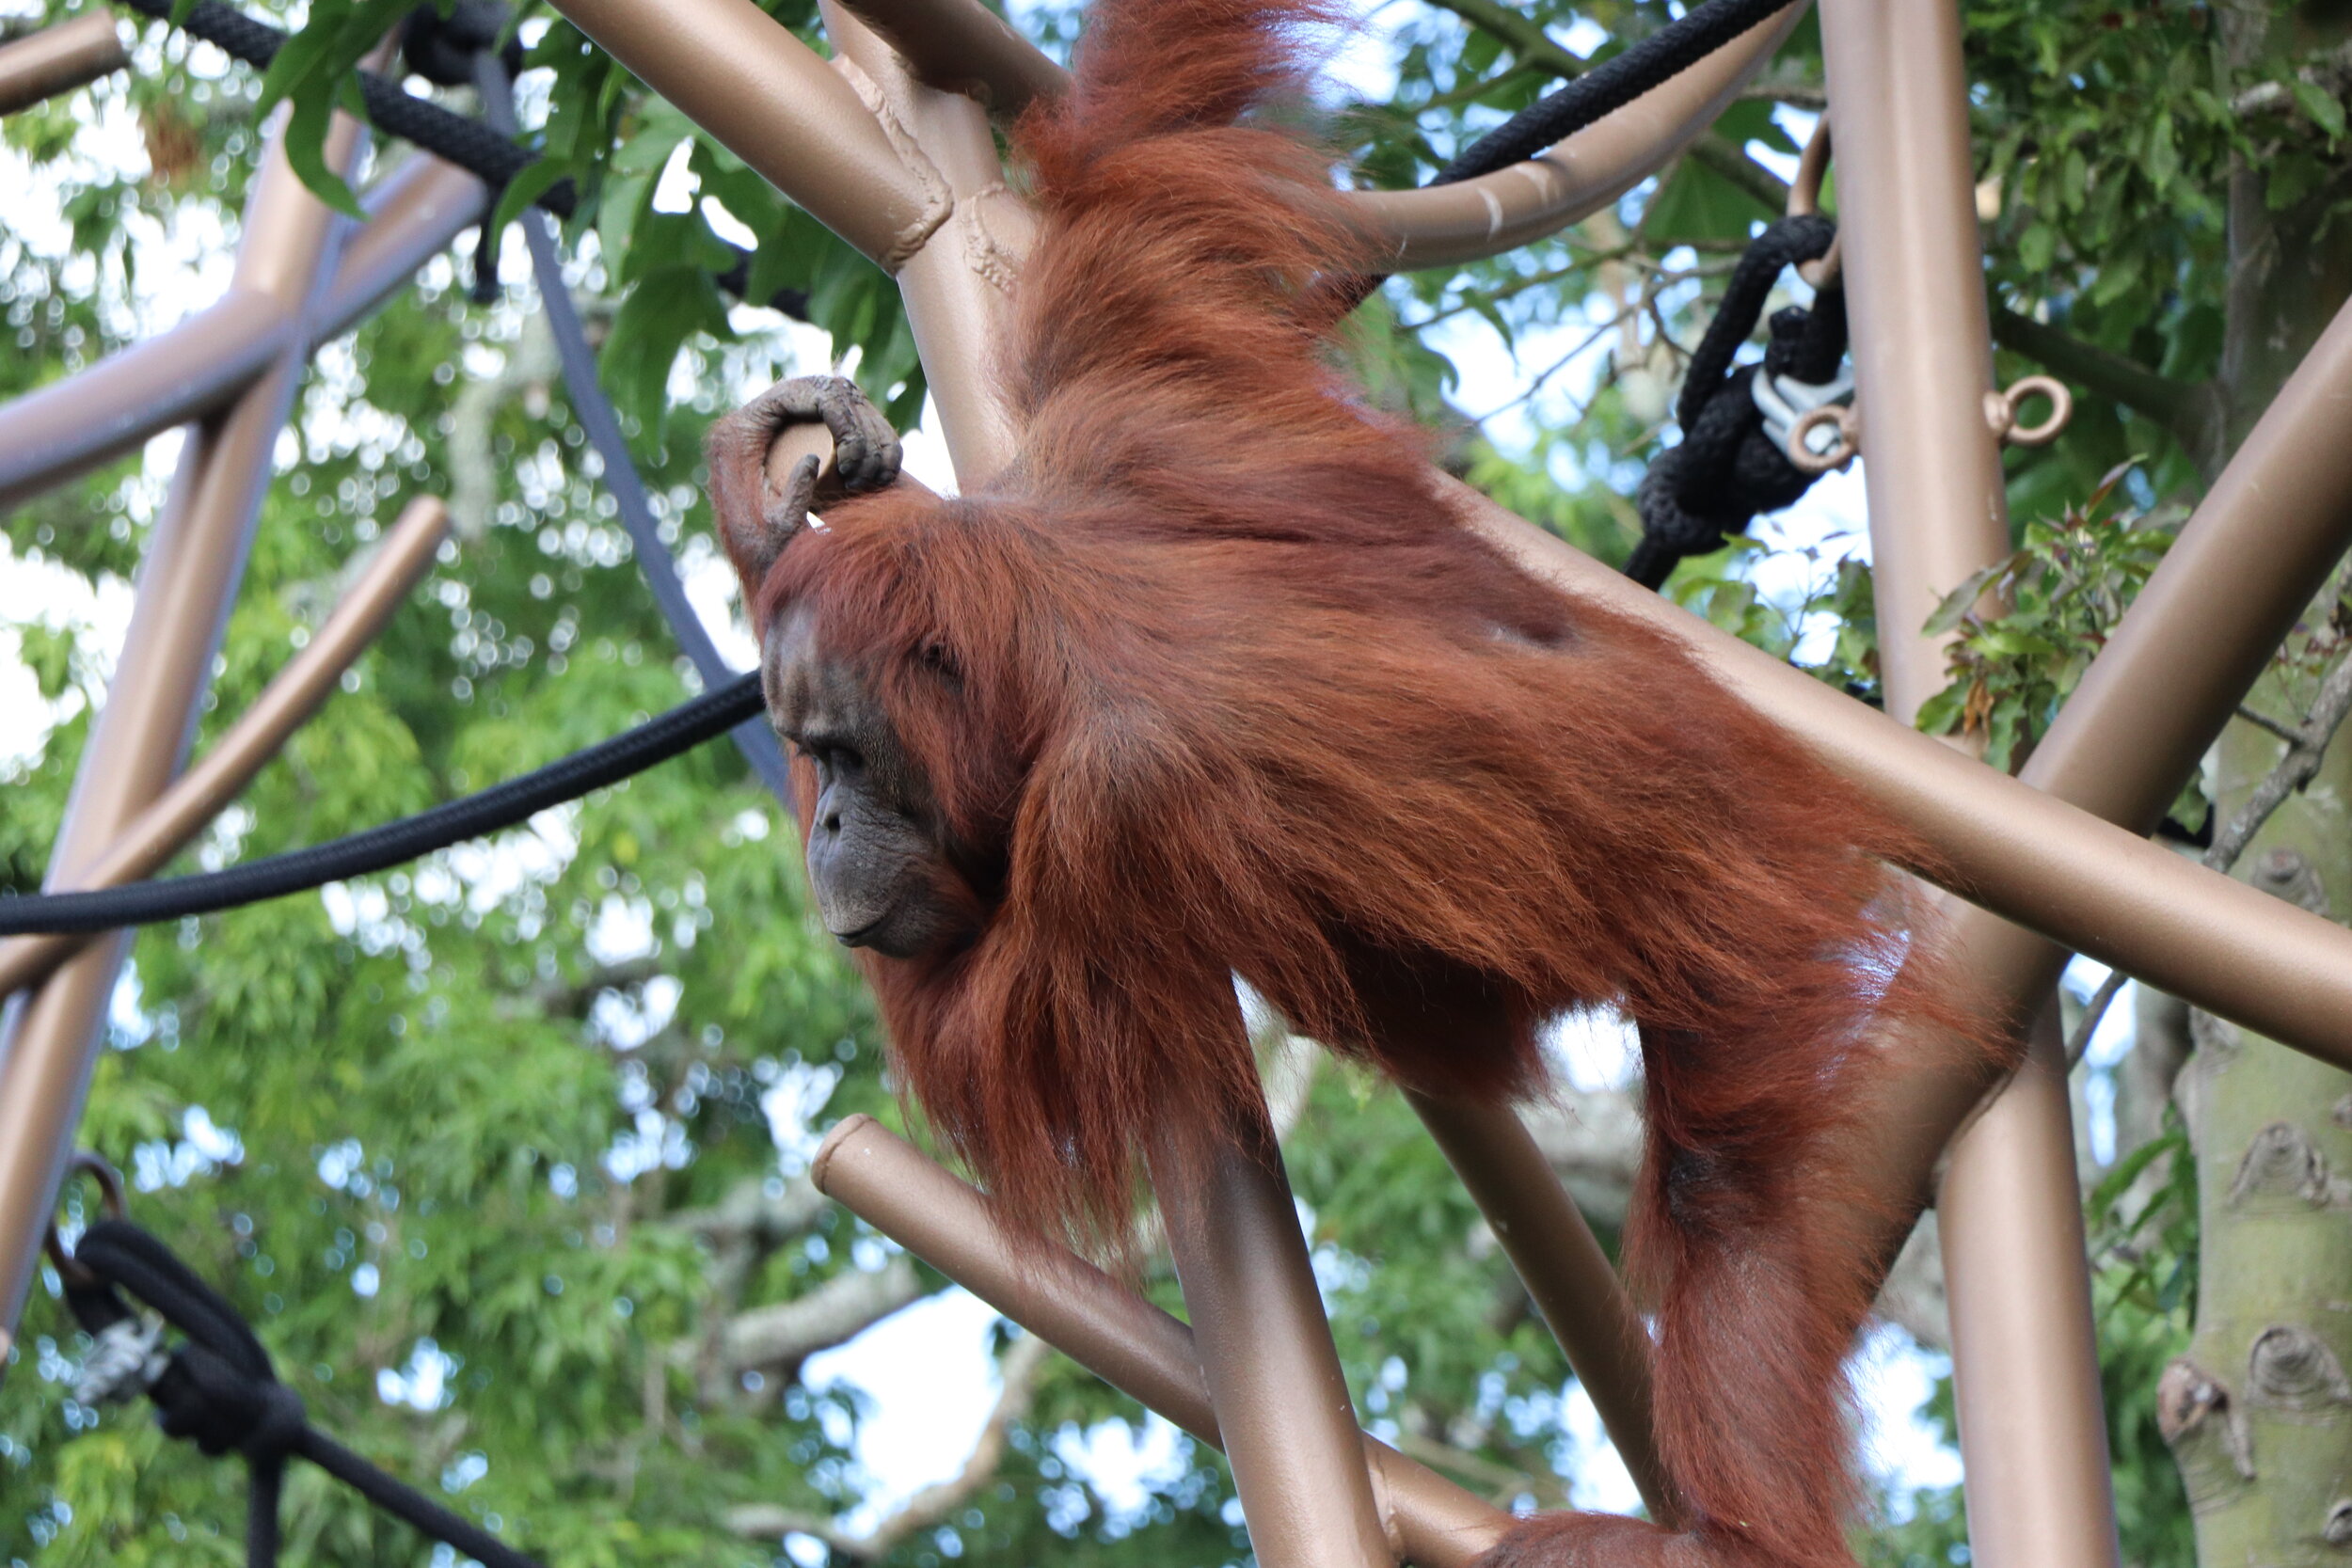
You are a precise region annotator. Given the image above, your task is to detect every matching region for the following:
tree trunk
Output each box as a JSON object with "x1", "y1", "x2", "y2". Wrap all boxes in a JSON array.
[
  {"x1": 2156, "y1": 10, "x2": 2352, "y2": 1555},
  {"x1": 2164, "y1": 724, "x2": 2352, "y2": 1560}
]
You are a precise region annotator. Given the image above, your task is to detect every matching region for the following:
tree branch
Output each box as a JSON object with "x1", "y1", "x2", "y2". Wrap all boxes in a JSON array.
[
  {"x1": 1419, "y1": 0, "x2": 1584, "y2": 79},
  {"x1": 1988, "y1": 305, "x2": 2210, "y2": 446},
  {"x1": 529, "y1": 956, "x2": 667, "y2": 1019},
  {"x1": 719, "y1": 1258, "x2": 925, "y2": 1373},
  {"x1": 725, "y1": 1335, "x2": 1055, "y2": 1557},
  {"x1": 1689, "y1": 134, "x2": 1788, "y2": 214},
  {"x1": 669, "y1": 1176, "x2": 830, "y2": 1249}
]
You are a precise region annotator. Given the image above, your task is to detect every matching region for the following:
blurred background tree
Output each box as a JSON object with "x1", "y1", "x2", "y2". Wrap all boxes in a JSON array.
[{"x1": 7, "y1": 0, "x2": 2350, "y2": 1561}]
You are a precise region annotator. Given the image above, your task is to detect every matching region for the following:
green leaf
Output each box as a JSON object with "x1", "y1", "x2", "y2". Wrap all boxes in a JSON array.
[
  {"x1": 2291, "y1": 78, "x2": 2346, "y2": 140},
  {"x1": 1923, "y1": 560, "x2": 2009, "y2": 636},
  {"x1": 487, "y1": 159, "x2": 571, "y2": 250},
  {"x1": 2018, "y1": 221, "x2": 2058, "y2": 273},
  {"x1": 601, "y1": 263, "x2": 735, "y2": 429}
]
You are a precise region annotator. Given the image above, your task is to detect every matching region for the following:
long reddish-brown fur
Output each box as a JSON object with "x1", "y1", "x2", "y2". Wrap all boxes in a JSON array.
[{"x1": 719, "y1": 4, "x2": 2019, "y2": 1564}]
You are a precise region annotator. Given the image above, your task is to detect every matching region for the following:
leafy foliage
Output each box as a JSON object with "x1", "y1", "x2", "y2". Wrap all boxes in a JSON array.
[{"x1": 1915, "y1": 466, "x2": 2196, "y2": 822}]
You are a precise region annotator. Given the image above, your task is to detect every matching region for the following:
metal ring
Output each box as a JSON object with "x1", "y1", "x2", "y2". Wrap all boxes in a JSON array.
[
  {"x1": 43, "y1": 1151, "x2": 127, "y2": 1291},
  {"x1": 1997, "y1": 374, "x2": 2073, "y2": 447},
  {"x1": 1787, "y1": 403, "x2": 1860, "y2": 474}
]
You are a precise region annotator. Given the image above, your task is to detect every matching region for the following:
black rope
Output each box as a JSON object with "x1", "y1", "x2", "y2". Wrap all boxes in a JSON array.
[
  {"x1": 474, "y1": 53, "x2": 796, "y2": 803},
  {"x1": 112, "y1": 0, "x2": 810, "y2": 318},
  {"x1": 0, "y1": 675, "x2": 763, "y2": 936},
  {"x1": 114, "y1": 0, "x2": 571, "y2": 210},
  {"x1": 1437, "y1": 0, "x2": 1800, "y2": 185},
  {"x1": 62, "y1": 1219, "x2": 543, "y2": 1568},
  {"x1": 1627, "y1": 213, "x2": 1844, "y2": 588}
]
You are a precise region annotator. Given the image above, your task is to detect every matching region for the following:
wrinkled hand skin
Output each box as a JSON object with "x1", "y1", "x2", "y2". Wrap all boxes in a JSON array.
[{"x1": 706, "y1": 374, "x2": 904, "y2": 587}]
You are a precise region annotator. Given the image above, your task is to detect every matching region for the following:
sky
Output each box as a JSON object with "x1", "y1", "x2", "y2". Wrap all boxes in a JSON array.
[{"x1": 0, "y1": 0, "x2": 2160, "y2": 1549}]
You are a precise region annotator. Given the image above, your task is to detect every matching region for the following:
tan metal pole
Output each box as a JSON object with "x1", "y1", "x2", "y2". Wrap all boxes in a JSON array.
[
  {"x1": 1835, "y1": 152, "x2": 2352, "y2": 1568},
  {"x1": 0, "y1": 14, "x2": 126, "y2": 117},
  {"x1": 1153, "y1": 1096, "x2": 1396, "y2": 1568},
  {"x1": 820, "y1": 0, "x2": 1031, "y2": 482},
  {"x1": 314, "y1": 156, "x2": 490, "y2": 332},
  {"x1": 1406, "y1": 1092, "x2": 1674, "y2": 1522},
  {"x1": 0, "y1": 154, "x2": 487, "y2": 512},
  {"x1": 1820, "y1": 1, "x2": 2117, "y2": 1559},
  {"x1": 1839, "y1": 180, "x2": 2352, "y2": 1568},
  {"x1": 0, "y1": 100, "x2": 368, "y2": 1359},
  {"x1": 1450, "y1": 478, "x2": 2352, "y2": 1071},
  {"x1": 814, "y1": 1115, "x2": 1512, "y2": 1568},
  {"x1": 540, "y1": 0, "x2": 943, "y2": 270},
  {"x1": 830, "y1": 0, "x2": 1800, "y2": 273},
  {"x1": 0, "y1": 498, "x2": 448, "y2": 1001},
  {"x1": 1351, "y1": 7, "x2": 1803, "y2": 271},
  {"x1": 1879, "y1": 293, "x2": 2352, "y2": 1259},
  {"x1": 0, "y1": 291, "x2": 286, "y2": 511},
  {"x1": 834, "y1": 0, "x2": 1066, "y2": 116}
]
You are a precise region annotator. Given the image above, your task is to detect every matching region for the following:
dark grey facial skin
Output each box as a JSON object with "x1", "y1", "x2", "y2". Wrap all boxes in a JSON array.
[{"x1": 765, "y1": 606, "x2": 972, "y2": 959}]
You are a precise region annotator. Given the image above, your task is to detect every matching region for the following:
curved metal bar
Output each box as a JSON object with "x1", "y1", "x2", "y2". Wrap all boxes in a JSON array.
[
  {"x1": 0, "y1": 290, "x2": 285, "y2": 513},
  {"x1": 811, "y1": 0, "x2": 1791, "y2": 275},
  {"x1": 0, "y1": 96, "x2": 370, "y2": 1364},
  {"x1": 0, "y1": 155, "x2": 487, "y2": 514},
  {"x1": 314, "y1": 156, "x2": 490, "y2": 333},
  {"x1": 814, "y1": 1114, "x2": 1514, "y2": 1568},
  {"x1": 540, "y1": 0, "x2": 946, "y2": 270},
  {"x1": 0, "y1": 13, "x2": 127, "y2": 117},
  {"x1": 834, "y1": 0, "x2": 1065, "y2": 117},
  {"x1": 820, "y1": 0, "x2": 1030, "y2": 483},
  {"x1": 1407, "y1": 1091, "x2": 1675, "y2": 1524},
  {"x1": 0, "y1": 497, "x2": 449, "y2": 1003},
  {"x1": 1152, "y1": 1092, "x2": 1392, "y2": 1568},
  {"x1": 1346, "y1": 6, "x2": 1803, "y2": 271},
  {"x1": 1818, "y1": 0, "x2": 2119, "y2": 1557}
]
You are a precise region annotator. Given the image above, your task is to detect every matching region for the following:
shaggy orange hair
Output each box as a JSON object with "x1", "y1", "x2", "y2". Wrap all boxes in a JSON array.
[{"x1": 721, "y1": 4, "x2": 2017, "y2": 1562}]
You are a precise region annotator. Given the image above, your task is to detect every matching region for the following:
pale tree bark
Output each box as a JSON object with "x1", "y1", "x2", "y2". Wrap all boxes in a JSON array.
[
  {"x1": 725, "y1": 1333, "x2": 1055, "y2": 1557},
  {"x1": 2162, "y1": 708, "x2": 2352, "y2": 1560},
  {"x1": 2145, "y1": 5, "x2": 2352, "y2": 1551}
]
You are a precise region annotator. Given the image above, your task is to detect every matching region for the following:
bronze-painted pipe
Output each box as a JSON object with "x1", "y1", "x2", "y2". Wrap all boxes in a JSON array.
[
  {"x1": 1870, "y1": 277, "x2": 2352, "y2": 1407},
  {"x1": 0, "y1": 498, "x2": 448, "y2": 1002},
  {"x1": 813, "y1": 1114, "x2": 1513, "y2": 1568},
  {"x1": 1820, "y1": 0, "x2": 2120, "y2": 1560},
  {"x1": 1935, "y1": 1008, "x2": 2115, "y2": 1568},
  {"x1": 1406, "y1": 1092, "x2": 1673, "y2": 1522},
  {"x1": 834, "y1": 0, "x2": 1066, "y2": 116},
  {"x1": 819, "y1": 0, "x2": 1030, "y2": 483},
  {"x1": 822, "y1": 0, "x2": 1796, "y2": 273},
  {"x1": 1349, "y1": 7, "x2": 1802, "y2": 272},
  {"x1": 539, "y1": 0, "x2": 944, "y2": 270},
  {"x1": 1447, "y1": 475, "x2": 2352, "y2": 1073},
  {"x1": 0, "y1": 13, "x2": 126, "y2": 116},
  {"x1": 0, "y1": 290, "x2": 285, "y2": 512},
  {"x1": 1844, "y1": 98, "x2": 2352, "y2": 1568},
  {"x1": 1152, "y1": 1100, "x2": 1394, "y2": 1568},
  {"x1": 0, "y1": 99, "x2": 369, "y2": 1360},
  {"x1": 0, "y1": 154, "x2": 488, "y2": 512},
  {"x1": 315, "y1": 156, "x2": 491, "y2": 332}
]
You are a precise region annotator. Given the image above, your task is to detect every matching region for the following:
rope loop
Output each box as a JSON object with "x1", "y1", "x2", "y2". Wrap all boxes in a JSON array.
[
  {"x1": 53, "y1": 1216, "x2": 546, "y2": 1568},
  {"x1": 1628, "y1": 214, "x2": 1849, "y2": 589}
]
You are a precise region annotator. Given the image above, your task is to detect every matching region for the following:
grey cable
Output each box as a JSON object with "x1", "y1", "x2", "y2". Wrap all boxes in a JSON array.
[{"x1": 474, "y1": 55, "x2": 794, "y2": 803}]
